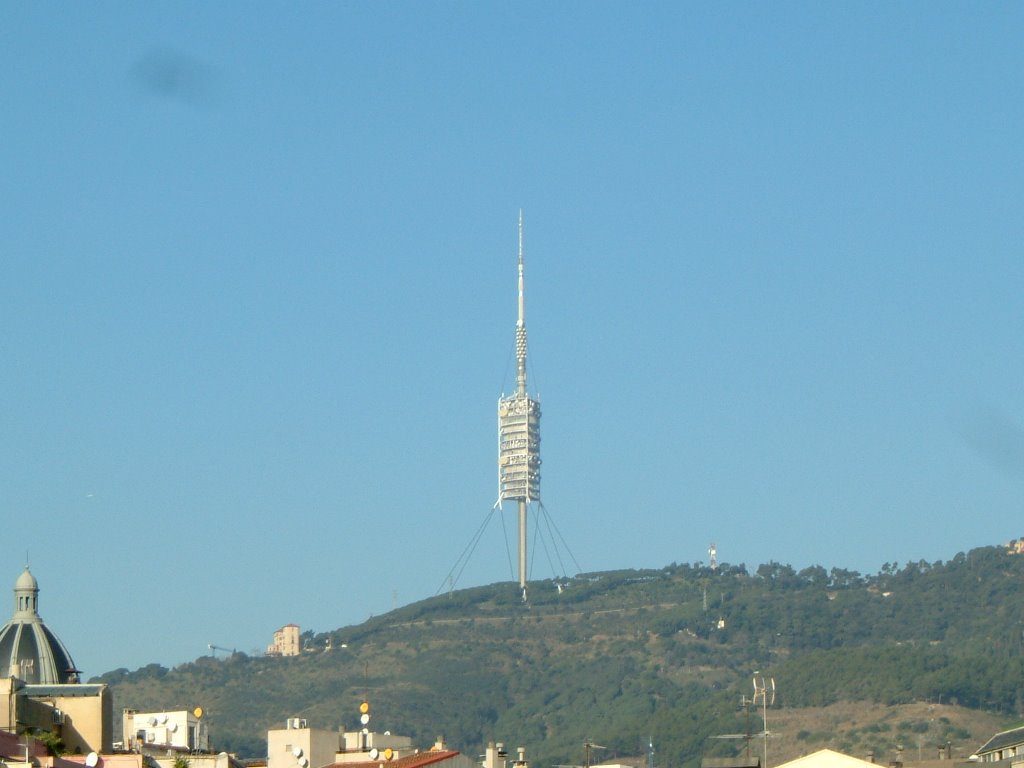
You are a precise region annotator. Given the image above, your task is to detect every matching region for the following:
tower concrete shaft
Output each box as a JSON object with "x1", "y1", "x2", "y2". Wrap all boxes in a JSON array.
[{"x1": 519, "y1": 500, "x2": 527, "y2": 593}]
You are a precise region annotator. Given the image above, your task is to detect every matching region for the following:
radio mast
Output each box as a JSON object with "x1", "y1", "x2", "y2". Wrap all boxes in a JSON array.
[{"x1": 497, "y1": 211, "x2": 542, "y2": 601}]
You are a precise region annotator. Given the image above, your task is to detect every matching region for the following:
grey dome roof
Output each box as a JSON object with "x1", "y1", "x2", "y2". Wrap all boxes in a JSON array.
[{"x1": 0, "y1": 568, "x2": 79, "y2": 684}]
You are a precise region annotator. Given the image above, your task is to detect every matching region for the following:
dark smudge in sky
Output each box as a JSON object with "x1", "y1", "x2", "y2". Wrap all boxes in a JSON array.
[
  {"x1": 130, "y1": 48, "x2": 219, "y2": 107},
  {"x1": 958, "y1": 404, "x2": 1024, "y2": 477}
]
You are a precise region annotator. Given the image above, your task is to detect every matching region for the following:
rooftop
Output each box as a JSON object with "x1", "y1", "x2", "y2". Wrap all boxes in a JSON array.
[{"x1": 325, "y1": 751, "x2": 462, "y2": 768}]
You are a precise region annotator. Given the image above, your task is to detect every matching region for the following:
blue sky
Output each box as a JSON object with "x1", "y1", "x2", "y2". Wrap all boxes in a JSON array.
[{"x1": 2, "y1": 2, "x2": 1023, "y2": 677}]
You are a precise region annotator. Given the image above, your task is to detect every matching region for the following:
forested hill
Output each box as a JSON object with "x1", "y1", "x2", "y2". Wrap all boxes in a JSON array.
[{"x1": 93, "y1": 546, "x2": 1024, "y2": 768}]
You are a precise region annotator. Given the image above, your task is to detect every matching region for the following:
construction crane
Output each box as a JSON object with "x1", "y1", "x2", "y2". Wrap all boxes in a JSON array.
[{"x1": 208, "y1": 644, "x2": 235, "y2": 658}]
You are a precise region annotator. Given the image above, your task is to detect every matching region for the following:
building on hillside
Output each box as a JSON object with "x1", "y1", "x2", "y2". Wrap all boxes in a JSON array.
[
  {"x1": 267, "y1": 625, "x2": 301, "y2": 657},
  {"x1": 0, "y1": 568, "x2": 113, "y2": 755},
  {"x1": 975, "y1": 725, "x2": 1024, "y2": 763},
  {"x1": 121, "y1": 709, "x2": 210, "y2": 753}
]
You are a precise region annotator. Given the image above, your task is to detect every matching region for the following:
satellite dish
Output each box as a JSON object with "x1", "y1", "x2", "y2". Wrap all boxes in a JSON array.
[
  {"x1": 86, "y1": 753, "x2": 99, "y2": 767},
  {"x1": 360, "y1": 713, "x2": 370, "y2": 725},
  {"x1": 159, "y1": 714, "x2": 168, "y2": 724},
  {"x1": 359, "y1": 702, "x2": 369, "y2": 714},
  {"x1": 149, "y1": 717, "x2": 158, "y2": 727},
  {"x1": 299, "y1": 759, "x2": 308, "y2": 767},
  {"x1": 383, "y1": 749, "x2": 394, "y2": 761},
  {"x1": 293, "y1": 748, "x2": 303, "y2": 758},
  {"x1": 370, "y1": 750, "x2": 380, "y2": 760},
  {"x1": 169, "y1": 723, "x2": 178, "y2": 733},
  {"x1": 193, "y1": 707, "x2": 204, "y2": 719}
]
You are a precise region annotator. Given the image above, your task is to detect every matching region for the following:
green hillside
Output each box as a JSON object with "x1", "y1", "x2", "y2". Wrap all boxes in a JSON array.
[{"x1": 93, "y1": 546, "x2": 1024, "y2": 768}]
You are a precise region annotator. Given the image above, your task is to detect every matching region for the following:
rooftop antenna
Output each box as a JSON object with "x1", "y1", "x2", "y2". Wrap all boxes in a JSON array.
[
  {"x1": 709, "y1": 543, "x2": 718, "y2": 571},
  {"x1": 752, "y1": 673, "x2": 776, "y2": 768},
  {"x1": 711, "y1": 694, "x2": 754, "y2": 759},
  {"x1": 496, "y1": 210, "x2": 542, "y2": 602},
  {"x1": 583, "y1": 741, "x2": 606, "y2": 768},
  {"x1": 552, "y1": 741, "x2": 605, "y2": 768},
  {"x1": 358, "y1": 700, "x2": 371, "y2": 752}
]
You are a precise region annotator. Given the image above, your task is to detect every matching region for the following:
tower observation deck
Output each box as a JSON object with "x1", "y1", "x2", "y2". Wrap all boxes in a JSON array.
[
  {"x1": 497, "y1": 397, "x2": 540, "y2": 502},
  {"x1": 498, "y1": 212, "x2": 541, "y2": 598}
]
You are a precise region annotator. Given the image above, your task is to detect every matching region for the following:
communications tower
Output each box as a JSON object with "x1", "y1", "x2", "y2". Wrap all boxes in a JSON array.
[{"x1": 497, "y1": 211, "x2": 541, "y2": 600}]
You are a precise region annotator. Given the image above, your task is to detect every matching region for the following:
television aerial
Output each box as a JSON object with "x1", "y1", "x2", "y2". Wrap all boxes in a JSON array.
[
  {"x1": 712, "y1": 694, "x2": 754, "y2": 759},
  {"x1": 752, "y1": 673, "x2": 777, "y2": 768},
  {"x1": 582, "y1": 741, "x2": 607, "y2": 768},
  {"x1": 553, "y1": 741, "x2": 607, "y2": 768}
]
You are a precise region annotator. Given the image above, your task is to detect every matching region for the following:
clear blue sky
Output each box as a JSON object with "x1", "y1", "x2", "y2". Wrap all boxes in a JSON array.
[{"x1": 2, "y1": 2, "x2": 1022, "y2": 677}]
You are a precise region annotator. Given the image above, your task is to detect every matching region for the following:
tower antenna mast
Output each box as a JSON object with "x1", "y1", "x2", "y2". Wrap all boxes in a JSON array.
[{"x1": 516, "y1": 210, "x2": 527, "y2": 396}]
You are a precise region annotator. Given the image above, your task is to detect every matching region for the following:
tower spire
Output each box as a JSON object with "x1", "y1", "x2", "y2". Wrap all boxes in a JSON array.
[{"x1": 516, "y1": 209, "x2": 527, "y2": 397}]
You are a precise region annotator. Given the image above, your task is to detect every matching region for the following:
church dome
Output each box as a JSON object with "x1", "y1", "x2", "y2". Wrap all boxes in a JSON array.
[{"x1": 0, "y1": 568, "x2": 79, "y2": 684}]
